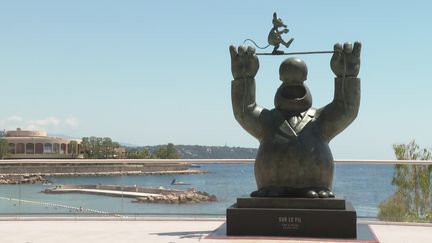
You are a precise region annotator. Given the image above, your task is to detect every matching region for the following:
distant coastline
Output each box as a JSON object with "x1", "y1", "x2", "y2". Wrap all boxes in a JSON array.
[{"x1": 141, "y1": 145, "x2": 257, "y2": 159}]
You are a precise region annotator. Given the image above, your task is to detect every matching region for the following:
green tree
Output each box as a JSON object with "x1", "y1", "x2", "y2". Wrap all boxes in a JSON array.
[
  {"x1": 102, "y1": 137, "x2": 113, "y2": 158},
  {"x1": 112, "y1": 141, "x2": 120, "y2": 158},
  {"x1": 0, "y1": 138, "x2": 9, "y2": 159},
  {"x1": 69, "y1": 141, "x2": 78, "y2": 156},
  {"x1": 80, "y1": 136, "x2": 122, "y2": 159},
  {"x1": 81, "y1": 137, "x2": 90, "y2": 158},
  {"x1": 154, "y1": 143, "x2": 180, "y2": 159},
  {"x1": 126, "y1": 148, "x2": 152, "y2": 159},
  {"x1": 95, "y1": 137, "x2": 103, "y2": 158},
  {"x1": 378, "y1": 140, "x2": 432, "y2": 222}
]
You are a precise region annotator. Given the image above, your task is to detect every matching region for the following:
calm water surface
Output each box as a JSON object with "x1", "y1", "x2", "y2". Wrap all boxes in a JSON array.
[{"x1": 0, "y1": 163, "x2": 395, "y2": 217}]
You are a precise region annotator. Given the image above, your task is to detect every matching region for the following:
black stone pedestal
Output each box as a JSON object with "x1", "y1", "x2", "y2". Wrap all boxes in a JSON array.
[{"x1": 226, "y1": 197, "x2": 357, "y2": 239}]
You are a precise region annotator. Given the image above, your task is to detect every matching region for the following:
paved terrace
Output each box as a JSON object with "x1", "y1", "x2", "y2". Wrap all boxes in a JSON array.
[{"x1": 0, "y1": 218, "x2": 432, "y2": 243}]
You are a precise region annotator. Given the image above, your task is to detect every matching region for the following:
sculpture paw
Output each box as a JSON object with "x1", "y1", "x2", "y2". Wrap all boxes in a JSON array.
[
  {"x1": 316, "y1": 190, "x2": 335, "y2": 198},
  {"x1": 251, "y1": 187, "x2": 336, "y2": 198},
  {"x1": 306, "y1": 190, "x2": 318, "y2": 198},
  {"x1": 251, "y1": 187, "x2": 285, "y2": 197}
]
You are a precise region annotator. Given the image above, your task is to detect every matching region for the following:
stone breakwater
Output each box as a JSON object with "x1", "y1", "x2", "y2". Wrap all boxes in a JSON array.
[
  {"x1": 43, "y1": 184, "x2": 217, "y2": 204},
  {"x1": 0, "y1": 161, "x2": 208, "y2": 184},
  {"x1": 0, "y1": 162, "x2": 201, "y2": 175},
  {"x1": 0, "y1": 174, "x2": 50, "y2": 184},
  {"x1": 0, "y1": 169, "x2": 207, "y2": 184},
  {"x1": 132, "y1": 190, "x2": 217, "y2": 204}
]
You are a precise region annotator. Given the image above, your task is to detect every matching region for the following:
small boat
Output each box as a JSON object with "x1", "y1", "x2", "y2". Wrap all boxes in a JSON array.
[
  {"x1": 190, "y1": 164, "x2": 201, "y2": 168},
  {"x1": 171, "y1": 179, "x2": 191, "y2": 186}
]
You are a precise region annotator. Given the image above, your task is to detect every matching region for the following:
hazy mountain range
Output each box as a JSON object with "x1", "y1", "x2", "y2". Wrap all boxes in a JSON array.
[{"x1": 141, "y1": 145, "x2": 258, "y2": 159}]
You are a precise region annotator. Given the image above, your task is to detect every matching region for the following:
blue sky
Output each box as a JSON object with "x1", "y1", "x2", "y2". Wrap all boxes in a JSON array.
[{"x1": 0, "y1": 1, "x2": 431, "y2": 159}]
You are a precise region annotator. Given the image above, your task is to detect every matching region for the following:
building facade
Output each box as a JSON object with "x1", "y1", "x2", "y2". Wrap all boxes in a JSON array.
[{"x1": 3, "y1": 128, "x2": 81, "y2": 159}]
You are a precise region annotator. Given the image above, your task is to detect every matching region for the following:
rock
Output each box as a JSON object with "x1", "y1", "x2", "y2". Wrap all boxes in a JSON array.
[
  {"x1": 132, "y1": 190, "x2": 217, "y2": 204},
  {"x1": 186, "y1": 192, "x2": 195, "y2": 199},
  {"x1": 0, "y1": 174, "x2": 50, "y2": 184}
]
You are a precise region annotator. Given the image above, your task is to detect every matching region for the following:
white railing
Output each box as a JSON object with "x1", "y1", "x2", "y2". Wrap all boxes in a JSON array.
[{"x1": 1, "y1": 158, "x2": 432, "y2": 165}]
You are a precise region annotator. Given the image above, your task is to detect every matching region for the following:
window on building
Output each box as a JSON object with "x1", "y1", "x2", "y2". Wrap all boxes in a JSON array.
[
  {"x1": 44, "y1": 143, "x2": 53, "y2": 153},
  {"x1": 16, "y1": 143, "x2": 25, "y2": 154},
  {"x1": 61, "y1": 144, "x2": 67, "y2": 154},
  {"x1": 35, "y1": 143, "x2": 43, "y2": 154},
  {"x1": 53, "y1": 143, "x2": 60, "y2": 154},
  {"x1": 26, "y1": 143, "x2": 35, "y2": 154},
  {"x1": 8, "y1": 143, "x2": 15, "y2": 154},
  {"x1": 67, "y1": 144, "x2": 71, "y2": 154}
]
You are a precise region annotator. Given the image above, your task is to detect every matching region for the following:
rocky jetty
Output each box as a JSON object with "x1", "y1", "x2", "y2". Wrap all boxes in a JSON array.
[
  {"x1": 0, "y1": 169, "x2": 207, "y2": 183},
  {"x1": 133, "y1": 189, "x2": 217, "y2": 204},
  {"x1": 0, "y1": 174, "x2": 50, "y2": 184}
]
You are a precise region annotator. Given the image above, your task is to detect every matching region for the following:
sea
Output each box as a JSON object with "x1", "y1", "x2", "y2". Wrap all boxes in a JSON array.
[{"x1": 0, "y1": 163, "x2": 395, "y2": 218}]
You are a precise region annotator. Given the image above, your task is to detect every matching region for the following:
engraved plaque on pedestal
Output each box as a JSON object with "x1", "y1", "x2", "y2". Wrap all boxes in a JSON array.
[{"x1": 226, "y1": 198, "x2": 357, "y2": 239}]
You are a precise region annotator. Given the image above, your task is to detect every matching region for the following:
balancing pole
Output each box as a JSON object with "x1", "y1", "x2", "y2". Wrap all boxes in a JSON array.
[{"x1": 256, "y1": 51, "x2": 334, "y2": 56}]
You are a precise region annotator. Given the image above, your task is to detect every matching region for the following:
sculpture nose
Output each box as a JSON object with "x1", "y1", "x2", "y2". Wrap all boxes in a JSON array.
[{"x1": 281, "y1": 84, "x2": 306, "y2": 100}]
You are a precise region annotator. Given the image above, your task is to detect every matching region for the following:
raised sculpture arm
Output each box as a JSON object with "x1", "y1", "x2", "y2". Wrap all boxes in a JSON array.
[
  {"x1": 317, "y1": 42, "x2": 362, "y2": 142},
  {"x1": 230, "y1": 45, "x2": 266, "y2": 141}
]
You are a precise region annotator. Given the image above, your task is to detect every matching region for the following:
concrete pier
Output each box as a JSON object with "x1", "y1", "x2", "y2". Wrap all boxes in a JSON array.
[
  {"x1": 49, "y1": 188, "x2": 162, "y2": 198},
  {"x1": 43, "y1": 184, "x2": 217, "y2": 204}
]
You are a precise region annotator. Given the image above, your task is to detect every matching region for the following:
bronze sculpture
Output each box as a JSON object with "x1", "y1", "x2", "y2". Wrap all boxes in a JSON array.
[
  {"x1": 230, "y1": 42, "x2": 361, "y2": 198},
  {"x1": 244, "y1": 12, "x2": 294, "y2": 54}
]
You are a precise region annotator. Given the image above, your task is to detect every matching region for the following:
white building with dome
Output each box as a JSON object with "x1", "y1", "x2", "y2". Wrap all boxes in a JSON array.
[{"x1": 3, "y1": 128, "x2": 81, "y2": 159}]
